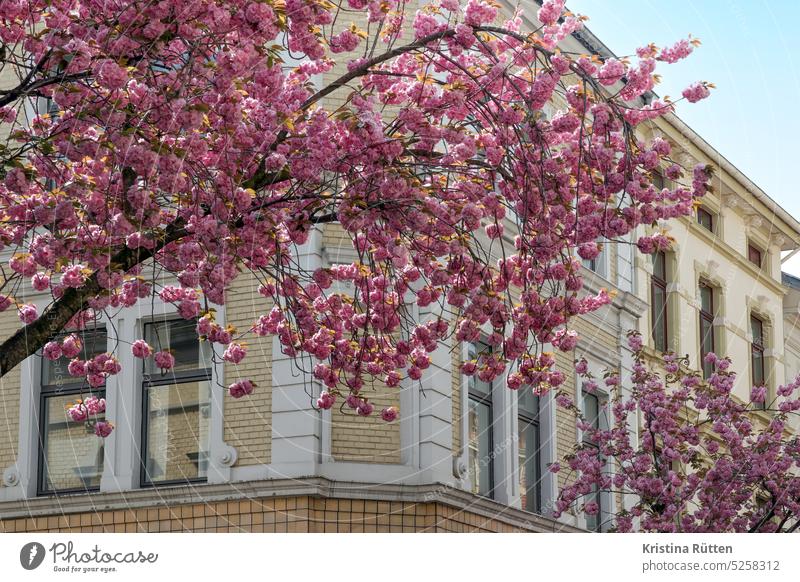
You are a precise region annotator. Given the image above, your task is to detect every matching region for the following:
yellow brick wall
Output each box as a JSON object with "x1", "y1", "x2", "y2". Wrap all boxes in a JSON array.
[
  {"x1": 0, "y1": 496, "x2": 532, "y2": 533},
  {"x1": 0, "y1": 310, "x2": 22, "y2": 484},
  {"x1": 320, "y1": 225, "x2": 402, "y2": 462},
  {"x1": 331, "y1": 378, "x2": 401, "y2": 464},
  {"x1": 321, "y1": 222, "x2": 352, "y2": 260},
  {"x1": 573, "y1": 315, "x2": 618, "y2": 352},
  {"x1": 223, "y1": 271, "x2": 272, "y2": 466},
  {"x1": 0, "y1": 60, "x2": 22, "y2": 143}
]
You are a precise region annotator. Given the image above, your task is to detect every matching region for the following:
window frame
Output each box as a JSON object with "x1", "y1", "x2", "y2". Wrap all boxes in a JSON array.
[
  {"x1": 697, "y1": 207, "x2": 714, "y2": 232},
  {"x1": 650, "y1": 251, "x2": 669, "y2": 352},
  {"x1": 37, "y1": 327, "x2": 108, "y2": 496},
  {"x1": 517, "y1": 390, "x2": 541, "y2": 514},
  {"x1": 139, "y1": 319, "x2": 213, "y2": 488},
  {"x1": 748, "y1": 243, "x2": 763, "y2": 269},
  {"x1": 750, "y1": 314, "x2": 767, "y2": 410},
  {"x1": 698, "y1": 282, "x2": 716, "y2": 379},
  {"x1": 581, "y1": 388, "x2": 609, "y2": 532},
  {"x1": 467, "y1": 341, "x2": 495, "y2": 500}
]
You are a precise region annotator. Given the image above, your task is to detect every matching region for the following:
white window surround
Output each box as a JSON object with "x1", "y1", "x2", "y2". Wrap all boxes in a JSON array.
[{"x1": 1, "y1": 298, "x2": 236, "y2": 501}]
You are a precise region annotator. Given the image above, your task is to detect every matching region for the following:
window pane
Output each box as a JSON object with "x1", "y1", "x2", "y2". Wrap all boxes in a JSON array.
[
  {"x1": 748, "y1": 245, "x2": 762, "y2": 267},
  {"x1": 699, "y1": 285, "x2": 713, "y2": 314},
  {"x1": 652, "y1": 251, "x2": 666, "y2": 279},
  {"x1": 144, "y1": 380, "x2": 211, "y2": 484},
  {"x1": 698, "y1": 208, "x2": 713, "y2": 231},
  {"x1": 751, "y1": 316, "x2": 764, "y2": 345},
  {"x1": 519, "y1": 420, "x2": 540, "y2": 513},
  {"x1": 518, "y1": 388, "x2": 539, "y2": 418},
  {"x1": 583, "y1": 391, "x2": 600, "y2": 431},
  {"x1": 42, "y1": 328, "x2": 107, "y2": 387},
  {"x1": 652, "y1": 285, "x2": 667, "y2": 352},
  {"x1": 468, "y1": 342, "x2": 493, "y2": 396},
  {"x1": 468, "y1": 398, "x2": 492, "y2": 497},
  {"x1": 145, "y1": 319, "x2": 211, "y2": 374},
  {"x1": 700, "y1": 317, "x2": 715, "y2": 379},
  {"x1": 752, "y1": 351, "x2": 765, "y2": 387},
  {"x1": 41, "y1": 393, "x2": 104, "y2": 492},
  {"x1": 652, "y1": 171, "x2": 665, "y2": 191},
  {"x1": 585, "y1": 482, "x2": 602, "y2": 532}
]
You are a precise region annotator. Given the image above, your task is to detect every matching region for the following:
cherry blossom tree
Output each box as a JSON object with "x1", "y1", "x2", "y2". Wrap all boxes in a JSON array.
[
  {"x1": 554, "y1": 333, "x2": 800, "y2": 532},
  {"x1": 0, "y1": 0, "x2": 711, "y2": 435}
]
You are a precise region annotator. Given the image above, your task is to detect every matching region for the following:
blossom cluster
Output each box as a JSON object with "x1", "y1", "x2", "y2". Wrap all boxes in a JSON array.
[
  {"x1": 0, "y1": 0, "x2": 711, "y2": 430},
  {"x1": 555, "y1": 332, "x2": 800, "y2": 532}
]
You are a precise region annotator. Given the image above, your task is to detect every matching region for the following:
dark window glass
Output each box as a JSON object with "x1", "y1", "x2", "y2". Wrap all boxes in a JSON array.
[
  {"x1": 142, "y1": 320, "x2": 212, "y2": 486},
  {"x1": 751, "y1": 315, "x2": 766, "y2": 409},
  {"x1": 697, "y1": 208, "x2": 714, "y2": 232},
  {"x1": 652, "y1": 171, "x2": 665, "y2": 191},
  {"x1": 39, "y1": 328, "x2": 107, "y2": 494},
  {"x1": 145, "y1": 319, "x2": 211, "y2": 374},
  {"x1": 467, "y1": 342, "x2": 494, "y2": 498},
  {"x1": 699, "y1": 283, "x2": 715, "y2": 379},
  {"x1": 518, "y1": 388, "x2": 541, "y2": 513},
  {"x1": 651, "y1": 251, "x2": 668, "y2": 352},
  {"x1": 748, "y1": 244, "x2": 762, "y2": 268}
]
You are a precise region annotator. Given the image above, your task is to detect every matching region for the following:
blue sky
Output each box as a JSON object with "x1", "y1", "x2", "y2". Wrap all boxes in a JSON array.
[{"x1": 565, "y1": 0, "x2": 800, "y2": 274}]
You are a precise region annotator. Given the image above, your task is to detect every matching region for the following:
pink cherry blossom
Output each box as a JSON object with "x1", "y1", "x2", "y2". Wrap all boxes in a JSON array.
[
  {"x1": 43, "y1": 341, "x2": 62, "y2": 360},
  {"x1": 380, "y1": 406, "x2": 398, "y2": 422},
  {"x1": 556, "y1": 346, "x2": 800, "y2": 532},
  {"x1": 682, "y1": 82, "x2": 712, "y2": 103},
  {"x1": 67, "y1": 402, "x2": 89, "y2": 423},
  {"x1": 317, "y1": 391, "x2": 336, "y2": 410},
  {"x1": 18, "y1": 304, "x2": 38, "y2": 324},
  {"x1": 228, "y1": 379, "x2": 255, "y2": 399},
  {"x1": 154, "y1": 351, "x2": 175, "y2": 370},
  {"x1": 223, "y1": 343, "x2": 247, "y2": 364},
  {"x1": 0, "y1": 0, "x2": 713, "y2": 432},
  {"x1": 31, "y1": 273, "x2": 51, "y2": 291},
  {"x1": 94, "y1": 421, "x2": 114, "y2": 438},
  {"x1": 131, "y1": 340, "x2": 153, "y2": 359}
]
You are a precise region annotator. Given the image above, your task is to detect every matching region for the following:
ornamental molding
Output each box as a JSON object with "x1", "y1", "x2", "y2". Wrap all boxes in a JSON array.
[
  {"x1": 2, "y1": 466, "x2": 19, "y2": 487},
  {"x1": 215, "y1": 445, "x2": 238, "y2": 468}
]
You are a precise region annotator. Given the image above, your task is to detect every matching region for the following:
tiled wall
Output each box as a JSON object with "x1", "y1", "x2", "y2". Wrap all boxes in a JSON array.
[{"x1": 0, "y1": 496, "x2": 531, "y2": 533}]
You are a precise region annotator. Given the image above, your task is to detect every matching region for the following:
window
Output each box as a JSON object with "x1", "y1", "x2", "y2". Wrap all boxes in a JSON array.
[
  {"x1": 581, "y1": 242, "x2": 606, "y2": 278},
  {"x1": 467, "y1": 341, "x2": 494, "y2": 498},
  {"x1": 518, "y1": 388, "x2": 541, "y2": 513},
  {"x1": 38, "y1": 328, "x2": 107, "y2": 494},
  {"x1": 651, "y1": 251, "x2": 669, "y2": 352},
  {"x1": 748, "y1": 243, "x2": 763, "y2": 268},
  {"x1": 750, "y1": 315, "x2": 766, "y2": 409},
  {"x1": 582, "y1": 256, "x2": 599, "y2": 274},
  {"x1": 582, "y1": 389, "x2": 607, "y2": 532},
  {"x1": 697, "y1": 207, "x2": 714, "y2": 232},
  {"x1": 141, "y1": 319, "x2": 212, "y2": 486},
  {"x1": 699, "y1": 282, "x2": 715, "y2": 379},
  {"x1": 652, "y1": 171, "x2": 665, "y2": 191}
]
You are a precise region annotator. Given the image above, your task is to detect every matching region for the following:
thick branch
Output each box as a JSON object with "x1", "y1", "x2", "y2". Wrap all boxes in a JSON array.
[{"x1": 0, "y1": 221, "x2": 187, "y2": 376}]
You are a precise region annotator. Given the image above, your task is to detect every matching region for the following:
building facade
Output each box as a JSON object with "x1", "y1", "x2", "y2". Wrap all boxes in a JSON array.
[{"x1": 2, "y1": 2, "x2": 800, "y2": 533}]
